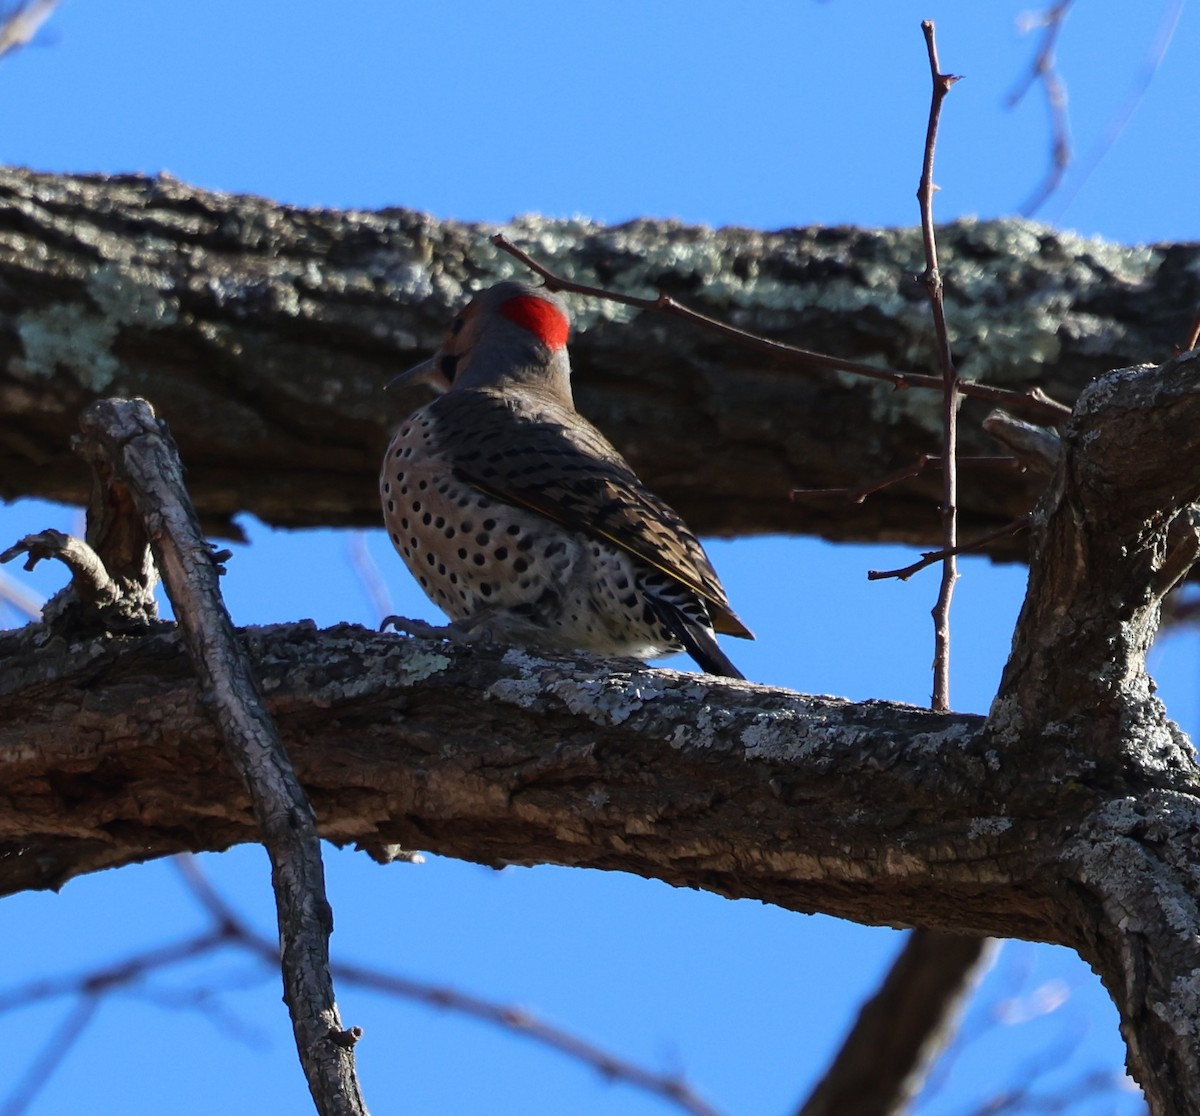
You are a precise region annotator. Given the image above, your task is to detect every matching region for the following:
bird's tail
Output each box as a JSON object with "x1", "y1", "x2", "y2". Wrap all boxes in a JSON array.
[{"x1": 655, "y1": 599, "x2": 746, "y2": 680}]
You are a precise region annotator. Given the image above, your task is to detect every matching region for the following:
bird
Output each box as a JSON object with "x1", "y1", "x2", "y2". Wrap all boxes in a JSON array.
[{"x1": 379, "y1": 279, "x2": 753, "y2": 679}]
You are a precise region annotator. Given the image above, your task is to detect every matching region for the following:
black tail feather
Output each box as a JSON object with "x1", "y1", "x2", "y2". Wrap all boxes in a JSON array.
[{"x1": 654, "y1": 599, "x2": 746, "y2": 680}]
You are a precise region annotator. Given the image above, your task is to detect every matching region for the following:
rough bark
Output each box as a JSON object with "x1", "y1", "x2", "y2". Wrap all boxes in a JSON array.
[
  {"x1": 4, "y1": 162, "x2": 1200, "y2": 1114},
  {"x1": 2, "y1": 166, "x2": 1197, "y2": 554},
  {"x1": 8, "y1": 352, "x2": 1200, "y2": 1113},
  {"x1": 70, "y1": 398, "x2": 366, "y2": 1116},
  {"x1": 986, "y1": 350, "x2": 1200, "y2": 1116},
  {"x1": 1, "y1": 622, "x2": 1004, "y2": 926}
]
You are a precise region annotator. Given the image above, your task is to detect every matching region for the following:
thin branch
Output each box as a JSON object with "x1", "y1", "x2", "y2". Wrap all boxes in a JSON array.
[
  {"x1": 796, "y1": 29, "x2": 990, "y2": 1116},
  {"x1": 333, "y1": 962, "x2": 723, "y2": 1116},
  {"x1": 0, "y1": 928, "x2": 237, "y2": 1014},
  {"x1": 2, "y1": 854, "x2": 720, "y2": 1116},
  {"x1": 75, "y1": 399, "x2": 368, "y2": 1116},
  {"x1": 791, "y1": 455, "x2": 1019, "y2": 506},
  {"x1": 172, "y1": 860, "x2": 724, "y2": 1116},
  {"x1": 868, "y1": 517, "x2": 1031, "y2": 582},
  {"x1": 1009, "y1": 2, "x2": 1074, "y2": 217},
  {"x1": 492, "y1": 234, "x2": 1071, "y2": 427},
  {"x1": 917, "y1": 20, "x2": 963, "y2": 713},
  {"x1": 0, "y1": 529, "x2": 121, "y2": 609}
]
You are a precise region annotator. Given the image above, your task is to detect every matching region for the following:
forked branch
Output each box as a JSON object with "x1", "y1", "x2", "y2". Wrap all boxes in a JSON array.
[{"x1": 72, "y1": 399, "x2": 368, "y2": 1116}]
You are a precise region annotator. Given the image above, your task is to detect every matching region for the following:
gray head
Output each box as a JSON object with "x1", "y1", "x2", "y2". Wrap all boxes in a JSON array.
[{"x1": 389, "y1": 281, "x2": 574, "y2": 405}]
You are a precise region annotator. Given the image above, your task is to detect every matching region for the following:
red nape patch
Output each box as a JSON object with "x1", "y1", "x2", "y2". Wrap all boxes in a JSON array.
[{"x1": 499, "y1": 296, "x2": 570, "y2": 350}]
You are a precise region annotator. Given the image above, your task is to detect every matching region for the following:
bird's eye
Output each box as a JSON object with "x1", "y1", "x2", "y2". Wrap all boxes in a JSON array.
[
  {"x1": 440, "y1": 353, "x2": 460, "y2": 381},
  {"x1": 450, "y1": 318, "x2": 465, "y2": 336}
]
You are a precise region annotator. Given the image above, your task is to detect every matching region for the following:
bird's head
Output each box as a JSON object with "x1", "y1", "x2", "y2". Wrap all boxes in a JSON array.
[{"x1": 388, "y1": 281, "x2": 573, "y2": 403}]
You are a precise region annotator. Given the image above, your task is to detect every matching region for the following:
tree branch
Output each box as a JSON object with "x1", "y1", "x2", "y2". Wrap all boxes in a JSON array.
[
  {"x1": 6, "y1": 330, "x2": 1200, "y2": 1111},
  {"x1": 986, "y1": 349, "x2": 1200, "y2": 1114},
  {"x1": 1, "y1": 167, "x2": 1196, "y2": 553},
  {"x1": 72, "y1": 398, "x2": 367, "y2": 1116},
  {"x1": 915, "y1": 18, "x2": 963, "y2": 712},
  {"x1": 797, "y1": 931, "x2": 993, "y2": 1116},
  {"x1": 0, "y1": 618, "x2": 1048, "y2": 934}
]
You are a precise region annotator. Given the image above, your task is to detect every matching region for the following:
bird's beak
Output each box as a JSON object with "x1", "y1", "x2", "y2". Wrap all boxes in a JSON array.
[{"x1": 386, "y1": 355, "x2": 440, "y2": 392}]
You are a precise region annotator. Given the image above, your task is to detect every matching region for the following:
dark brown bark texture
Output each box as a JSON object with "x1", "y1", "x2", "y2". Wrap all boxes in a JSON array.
[
  {"x1": 9, "y1": 353, "x2": 1200, "y2": 1113},
  {"x1": 2, "y1": 166, "x2": 1196, "y2": 552},
  {"x1": 6, "y1": 160, "x2": 1200, "y2": 1114}
]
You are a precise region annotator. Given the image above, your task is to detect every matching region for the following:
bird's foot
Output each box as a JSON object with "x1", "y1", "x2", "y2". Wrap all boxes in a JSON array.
[
  {"x1": 380, "y1": 613, "x2": 500, "y2": 648},
  {"x1": 381, "y1": 614, "x2": 461, "y2": 641},
  {"x1": 381, "y1": 614, "x2": 513, "y2": 648}
]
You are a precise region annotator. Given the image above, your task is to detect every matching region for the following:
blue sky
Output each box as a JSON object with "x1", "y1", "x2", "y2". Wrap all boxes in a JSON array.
[{"x1": 2, "y1": 2, "x2": 1196, "y2": 1113}]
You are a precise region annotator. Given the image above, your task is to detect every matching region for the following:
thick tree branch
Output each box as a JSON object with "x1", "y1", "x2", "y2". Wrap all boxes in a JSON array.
[
  {"x1": 0, "y1": 620, "x2": 1052, "y2": 936},
  {"x1": 6, "y1": 339, "x2": 1200, "y2": 1111},
  {"x1": 986, "y1": 350, "x2": 1200, "y2": 1114},
  {"x1": 1, "y1": 167, "x2": 1196, "y2": 553}
]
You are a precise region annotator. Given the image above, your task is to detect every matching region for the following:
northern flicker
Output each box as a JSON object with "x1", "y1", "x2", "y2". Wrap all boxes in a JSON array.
[{"x1": 379, "y1": 280, "x2": 753, "y2": 678}]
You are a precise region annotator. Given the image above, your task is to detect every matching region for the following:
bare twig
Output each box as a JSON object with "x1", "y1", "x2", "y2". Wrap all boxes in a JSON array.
[
  {"x1": 333, "y1": 963, "x2": 722, "y2": 1116},
  {"x1": 1, "y1": 529, "x2": 121, "y2": 608},
  {"x1": 868, "y1": 517, "x2": 1031, "y2": 582},
  {"x1": 0, "y1": 856, "x2": 721, "y2": 1116},
  {"x1": 1010, "y1": 2, "x2": 1074, "y2": 217},
  {"x1": 916, "y1": 20, "x2": 962, "y2": 713},
  {"x1": 791, "y1": 455, "x2": 1019, "y2": 506},
  {"x1": 796, "y1": 29, "x2": 996, "y2": 1116},
  {"x1": 174, "y1": 861, "x2": 723, "y2": 1116},
  {"x1": 75, "y1": 399, "x2": 368, "y2": 1116},
  {"x1": 492, "y1": 234, "x2": 1071, "y2": 427}
]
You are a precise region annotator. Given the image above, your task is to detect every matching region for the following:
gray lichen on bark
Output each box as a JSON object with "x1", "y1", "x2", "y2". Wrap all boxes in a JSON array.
[{"x1": 2, "y1": 166, "x2": 1196, "y2": 550}]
